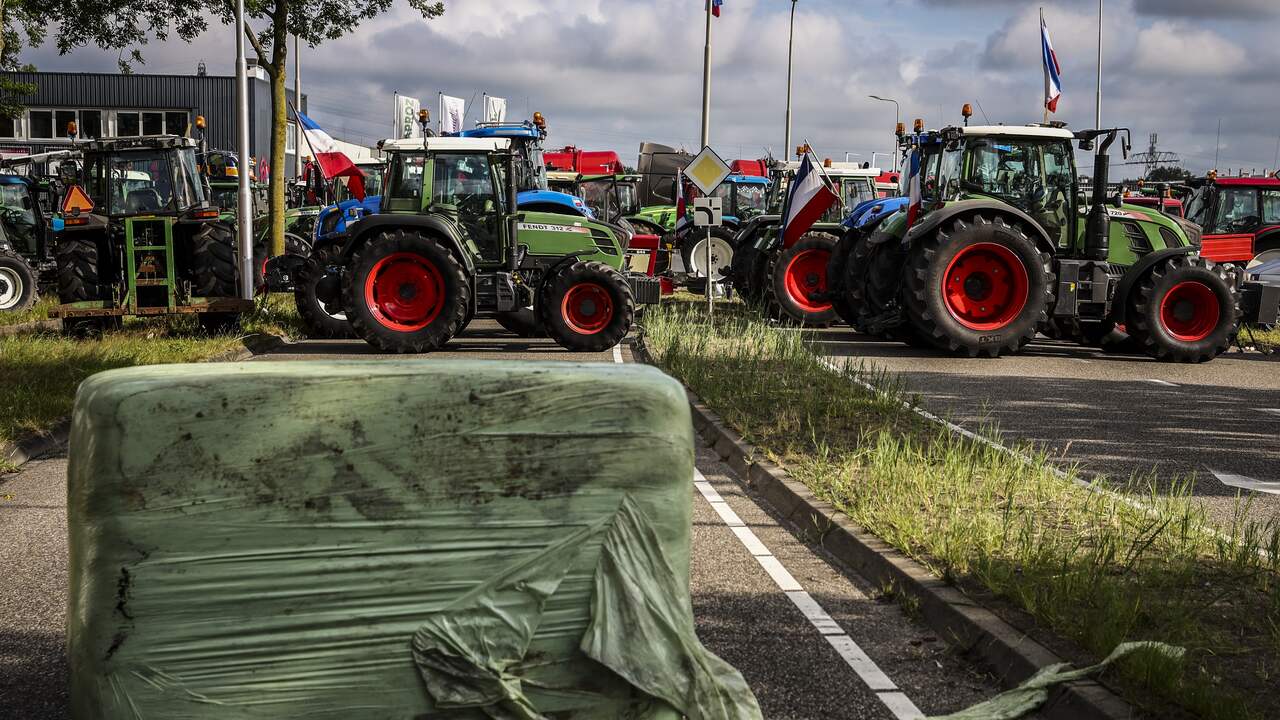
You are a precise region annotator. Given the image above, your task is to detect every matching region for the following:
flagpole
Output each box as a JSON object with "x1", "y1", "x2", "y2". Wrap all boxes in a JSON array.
[
  {"x1": 784, "y1": 0, "x2": 798, "y2": 160},
  {"x1": 1095, "y1": 0, "x2": 1103, "y2": 129},
  {"x1": 233, "y1": 0, "x2": 253, "y2": 299},
  {"x1": 700, "y1": 0, "x2": 712, "y2": 148},
  {"x1": 290, "y1": 102, "x2": 327, "y2": 203}
]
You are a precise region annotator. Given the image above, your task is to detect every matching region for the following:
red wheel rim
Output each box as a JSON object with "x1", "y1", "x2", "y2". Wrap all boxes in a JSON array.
[
  {"x1": 561, "y1": 282, "x2": 614, "y2": 335},
  {"x1": 782, "y1": 249, "x2": 832, "y2": 313},
  {"x1": 363, "y1": 252, "x2": 446, "y2": 331},
  {"x1": 941, "y1": 242, "x2": 1029, "y2": 331},
  {"x1": 1159, "y1": 280, "x2": 1218, "y2": 342}
]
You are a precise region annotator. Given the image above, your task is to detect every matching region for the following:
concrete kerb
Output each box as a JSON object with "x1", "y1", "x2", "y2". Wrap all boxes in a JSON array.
[
  {"x1": 1, "y1": 333, "x2": 285, "y2": 468},
  {"x1": 631, "y1": 336, "x2": 1135, "y2": 720}
]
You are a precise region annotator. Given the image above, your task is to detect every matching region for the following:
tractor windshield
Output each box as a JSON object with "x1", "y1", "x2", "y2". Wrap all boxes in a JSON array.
[
  {"x1": 736, "y1": 182, "x2": 768, "y2": 218},
  {"x1": 581, "y1": 178, "x2": 612, "y2": 219},
  {"x1": 951, "y1": 139, "x2": 1072, "y2": 211},
  {"x1": 838, "y1": 178, "x2": 876, "y2": 214},
  {"x1": 88, "y1": 148, "x2": 206, "y2": 216},
  {"x1": 616, "y1": 180, "x2": 640, "y2": 216},
  {"x1": 1184, "y1": 186, "x2": 1213, "y2": 228},
  {"x1": 0, "y1": 182, "x2": 38, "y2": 254}
]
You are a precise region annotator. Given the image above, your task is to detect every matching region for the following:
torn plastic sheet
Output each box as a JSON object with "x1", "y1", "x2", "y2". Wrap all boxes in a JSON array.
[
  {"x1": 928, "y1": 641, "x2": 1185, "y2": 720},
  {"x1": 66, "y1": 361, "x2": 760, "y2": 719}
]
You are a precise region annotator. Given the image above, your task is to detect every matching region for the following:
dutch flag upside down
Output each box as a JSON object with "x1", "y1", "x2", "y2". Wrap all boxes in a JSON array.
[
  {"x1": 295, "y1": 108, "x2": 367, "y2": 201},
  {"x1": 778, "y1": 154, "x2": 839, "y2": 249},
  {"x1": 1041, "y1": 13, "x2": 1063, "y2": 113}
]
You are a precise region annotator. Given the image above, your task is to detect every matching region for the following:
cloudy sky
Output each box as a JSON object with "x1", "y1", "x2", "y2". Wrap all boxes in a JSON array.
[{"x1": 20, "y1": 0, "x2": 1280, "y2": 177}]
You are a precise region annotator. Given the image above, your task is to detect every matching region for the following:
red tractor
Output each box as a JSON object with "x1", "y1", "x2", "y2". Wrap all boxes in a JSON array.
[{"x1": 1185, "y1": 175, "x2": 1280, "y2": 272}]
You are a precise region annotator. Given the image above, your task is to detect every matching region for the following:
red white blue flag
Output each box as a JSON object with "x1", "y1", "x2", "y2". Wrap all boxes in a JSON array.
[
  {"x1": 778, "y1": 153, "x2": 839, "y2": 248},
  {"x1": 1041, "y1": 11, "x2": 1062, "y2": 113},
  {"x1": 905, "y1": 148, "x2": 922, "y2": 230},
  {"x1": 292, "y1": 106, "x2": 366, "y2": 200},
  {"x1": 711, "y1": 0, "x2": 723, "y2": 17},
  {"x1": 674, "y1": 168, "x2": 690, "y2": 231}
]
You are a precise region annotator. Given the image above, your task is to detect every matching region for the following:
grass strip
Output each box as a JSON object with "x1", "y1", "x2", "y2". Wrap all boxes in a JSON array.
[
  {"x1": 0, "y1": 294, "x2": 301, "y2": 446},
  {"x1": 643, "y1": 300, "x2": 1280, "y2": 720},
  {"x1": 0, "y1": 297, "x2": 59, "y2": 327}
]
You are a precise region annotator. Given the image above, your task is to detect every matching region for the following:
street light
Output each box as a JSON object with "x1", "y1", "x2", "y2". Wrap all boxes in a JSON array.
[
  {"x1": 869, "y1": 95, "x2": 899, "y2": 172},
  {"x1": 784, "y1": 0, "x2": 798, "y2": 159}
]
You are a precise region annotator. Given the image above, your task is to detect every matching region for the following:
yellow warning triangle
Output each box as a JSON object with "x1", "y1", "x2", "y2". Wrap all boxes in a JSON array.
[{"x1": 62, "y1": 185, "x2": 94, "y2": 215}]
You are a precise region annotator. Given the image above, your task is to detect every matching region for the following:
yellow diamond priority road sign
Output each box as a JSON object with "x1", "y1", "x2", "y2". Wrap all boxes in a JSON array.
[{"x1": 684, "y1": 145, "x2": 732, "y2": 196}]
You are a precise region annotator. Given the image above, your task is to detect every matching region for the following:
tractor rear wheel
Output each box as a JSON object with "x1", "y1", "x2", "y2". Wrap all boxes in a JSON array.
[
  {"x1": 1126, "y1": 255, "x2": 1238, "y2": 363},
  {"x1": 768, "y1": 233, "x2": 838, "y2": 327},
  {"x1": 191, "y1": 222, "x2": 239, "y2": 298},
  {"x1": 539, "y1": 261, "x2": 634, "y2": 352},
  {"x1": 825, "y1": 233, "x2": 858, "y2": 326},
  {"x1": 0, "y1": 248, "x2": 37, "y2": 313},
  {"x1": 680, "y1": 227, "x2": 737, "y2": 282},
  {"x1": 295, "y1": 257, "x2": 354, "y2": 339},
  {"x1": 904, "y1": 215, "x2": 1052, "y2": 358},
  {"x1": 495, "y1": 307, "x2": 546, "y2": 338},
  {"x1": 344, "y1": 229, "x2": 469, "y2": 353},
  {"x1": 56, "y1": 236, "x2": 121, "y2": 336}
]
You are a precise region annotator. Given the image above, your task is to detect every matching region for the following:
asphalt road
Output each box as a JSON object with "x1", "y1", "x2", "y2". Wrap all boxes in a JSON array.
[
  {"x1": 0, "y1": 319, "x2": 1014, "y2": 719},
  {"x1": 812, "y1": 329, "x2": 1280, "y2": 524}
]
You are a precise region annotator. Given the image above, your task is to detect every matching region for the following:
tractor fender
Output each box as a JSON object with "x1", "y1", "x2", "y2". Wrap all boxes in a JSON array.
[
  {"x1": 901, "y1": 200, "x2": 1057, "y2": 257},
  {"x1": 1109, "y1": 246, "x2": 1197, "y2": 326},
  {"x1": 340, "y1": 213, "x2": 476, "y2": 274},
  {"x1": 1253, "y1": 227, "x2": 1280, "y2": 256}
]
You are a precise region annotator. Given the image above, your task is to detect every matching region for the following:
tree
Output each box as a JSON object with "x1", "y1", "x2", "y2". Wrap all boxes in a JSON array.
[
  {"x1": 11, "y1": 0, "x2": 445, "y2": 256},
  {"x1": 1147, "y1": 165, "x2": 1192, "y2": 183},
  {"x1": 0, "y1": 1, "x2": 43, "y2": 118}
]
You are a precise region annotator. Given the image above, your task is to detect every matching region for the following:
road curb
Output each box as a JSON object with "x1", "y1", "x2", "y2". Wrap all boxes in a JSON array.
[
  {"x1": 630, "y1": 335, "x2": 1135, "y2": 720},
  {"x1": 1, "y1": 333, "x2": 285, "y2": 469},
  {"x1": 0, "y1": 319, "x2": 60, "y2": 337}
]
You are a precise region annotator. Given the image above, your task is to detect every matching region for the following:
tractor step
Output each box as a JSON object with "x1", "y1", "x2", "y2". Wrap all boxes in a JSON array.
[{"x1": 627, "y1": 275, "x2": 662, "y2": 305}]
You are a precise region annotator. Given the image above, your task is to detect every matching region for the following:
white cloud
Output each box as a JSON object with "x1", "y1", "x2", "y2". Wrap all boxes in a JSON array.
[{"x1": 1132, "y1": 21, "x2": 1247, "y2": 77}]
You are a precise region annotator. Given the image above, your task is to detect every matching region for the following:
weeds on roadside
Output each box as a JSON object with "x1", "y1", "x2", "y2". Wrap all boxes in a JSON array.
[{"x1": 645, "y1": 300, "x2": 1278, "y2": 720}]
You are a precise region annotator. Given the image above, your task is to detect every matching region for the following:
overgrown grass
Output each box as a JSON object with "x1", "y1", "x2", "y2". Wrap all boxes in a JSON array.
[
  {"x1": 644, "y1": 300, "x2": 1280, "y2": 720},
  {"x1": 0, "y1": 296, "x2": 58, "y2": 327},
  {"x1": 1245, "y1": 325, "x2": 1280, "y2": 353},
  {"x1": 0, "y1": 294, "x2": 300, "y2": 445}
]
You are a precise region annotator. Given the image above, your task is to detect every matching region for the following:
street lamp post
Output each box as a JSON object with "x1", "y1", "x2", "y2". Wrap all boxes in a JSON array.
[
  {"x1": 234, "y1": 0, "x2": 253, "y2": 300},
  {"x1": 868, "y1": 95, "x2": 900, "y2": 172},
  {"x1": 784, "y1": 0, "x2": 798, "y2": 158}
]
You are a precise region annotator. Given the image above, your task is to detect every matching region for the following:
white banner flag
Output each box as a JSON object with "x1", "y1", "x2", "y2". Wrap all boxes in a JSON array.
[
  {"x1": 394, "y1": 95, "x2": 420, "y2": 139},
  {"x1": 483, "y1": 95, "x2": 507, "y2": 123},
  {"x1": 440, "y1": 94, "x2": 466, "y2": 134}
]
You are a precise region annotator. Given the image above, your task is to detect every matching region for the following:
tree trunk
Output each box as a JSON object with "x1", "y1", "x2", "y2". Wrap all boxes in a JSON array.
[{"x1": 266, "y1": 0, "x2": 289, "y2": 257}]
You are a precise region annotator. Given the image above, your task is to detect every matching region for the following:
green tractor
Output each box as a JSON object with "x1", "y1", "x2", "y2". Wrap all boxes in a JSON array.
[
  {"x1": 334, "y1": 136, "x2": 659, "y2": 352},
  {"x1": 49, "y1": 136, "x2": 251, "y2": 334},
  {"x1": 838, "y1": 122, "x2": 1241, "y2": 362},
  {"x1": 729, "y1": 160, "x2": 879, "y2": 325}
]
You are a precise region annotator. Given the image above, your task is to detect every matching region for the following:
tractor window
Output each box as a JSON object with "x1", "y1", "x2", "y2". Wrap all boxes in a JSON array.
[
  {"x1": 433, "y1": 153, "x2": 502, "y2": 261},
  {"x1": 1213, "y1": 188, "x2": 1260, "y2": 233},
  {"x1": 1035, "y1": 142, "x2": 1075, "y2": 247},
  {"x1": 616, "y1": 181, "x2": 640, "y2": 216},
  {"x1": 1261, "y1": 190, "x2": 1280, "y2": 224},
  {"x1": 840, "y1": 178, "x2": 876, "y2": 214},
  {"x1": 385, "y1": 152, "x2": 425, "y2": 211},
  {"x1": 175, "y1": 148, "x2": 205, "y2": 208},
  {"x1": 1184, "y1": 186, "x2": 1212, "y2": 228},
  {"x1": 736, "y1": 183, "x2": 767, "y2": 217},
  {"x1": 582, "y1": 179, "x2": 612, "y2": 219},
  {"x1": 92, "y1": 152, "x2": 179, "y2": 216}
]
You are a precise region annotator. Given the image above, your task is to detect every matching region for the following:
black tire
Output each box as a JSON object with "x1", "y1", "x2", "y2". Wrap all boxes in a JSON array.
[
  {"x1": 903, "y1": 214, "x2": 1052, "y2": 358},
  {"x1": 344, "y1": 230, "x2": 469, "y2": 353},
  {"x1": 255, "y1": 232, "x2": 311, "y2": 294},
  {"x1": 495, "y1": 307, "x2": 546, "y2": 338},
  {"x1": 729, "y1": 243, "x2": 763, "y2": 303},
  {"x1": 294, "y1": 258, "x2": 354, "y2": 339},
  {"x1": 767, "y1": 233, "x2": 839, "y2": 327},
  {"x1": 0, "y1": 249, "x2": 37, "y2": 312},
  {"x1": 56, "y1": 236, "x2": 108, "y2": 303},
  {"x1": 679, "y1": 226, "x2": 737, "y2": 281},
  {"x1": 191, "y1": 222, "x2": 238, "y2": 298},
  {"x1": 826, "y1": 232, "x2": 858, "y2": 326},
  {"x1": 538, "y1": 261, "x2": 634, "y2": 352},
  {"x1": 1125, "y1": 254, "x2": 1239, "y2": 363},
  {"x1": 855, "y1": 230, "x2": 907, "y2": 332}
]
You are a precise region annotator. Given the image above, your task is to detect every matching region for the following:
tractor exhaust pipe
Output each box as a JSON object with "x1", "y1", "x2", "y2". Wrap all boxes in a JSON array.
[{"x1": 1082, "y1": 128, "x2": 1129, "y2": 261}]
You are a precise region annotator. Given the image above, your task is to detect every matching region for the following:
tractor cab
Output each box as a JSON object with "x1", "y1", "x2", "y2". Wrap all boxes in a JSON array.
[
  {"x1": 457, "y1": 117, "x2": 593, "y2": 218},
  {"x1": 78, "y1": 136, "x2": 213, "y2": 220},
  {"x1": 1184, "y1": 175, "x2": 1280, "y2": 272},
  {"x1": 709, "y1": 174, "x2": 770, "y2": 225}
]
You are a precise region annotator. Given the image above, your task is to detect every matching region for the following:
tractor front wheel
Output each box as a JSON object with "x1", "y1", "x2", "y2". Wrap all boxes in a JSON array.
[
  {"x1": 826, "y1": 232, "x2": 858, "y2": 326},
  {"x1": 295, "y1": 258, "x2": 354, "y2": 339},
  {"x1": 344, "y1": 230, "x2": 469, "y2": 353},
  {"x1": 680, "y1": 227, "x2": 737, "y2": 282},
  {"x1": 0, "y1": 249, "x2": 37, "y2": 313},
  {"x1": 1126, "y1": 255, "x2": 1238, "y2": 363},
  {"x1": 538, "y1": 261, "x2": 634, "y2": 352},
  {"x1": 768, "y1": 234, "x2": 838, "y2": 327},
  {"x1": 904, "y1": 215, "x2": 1051, "y2": 358}
]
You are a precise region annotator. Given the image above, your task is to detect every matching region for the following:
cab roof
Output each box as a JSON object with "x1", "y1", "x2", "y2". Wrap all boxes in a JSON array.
[
  {"x1": 1207, "y1": 176, "x2": 1280, "y2": 187},
  {"x1": 380, "y1": 137, "x2": 513, "y2": 152},
  {"x1": 960, "y1": 125, "x2": 1074, "y2": 140},
  {"x1": 782, "y1": 161, "x2": 880, "y2": 178},
  {"x1": 82, "y1": 135, "x2": 199, "y2": 152}
]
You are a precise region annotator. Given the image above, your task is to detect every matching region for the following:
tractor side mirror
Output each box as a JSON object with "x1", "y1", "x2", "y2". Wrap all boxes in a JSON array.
[
  {"x1": 1078, "y1": 138, "x2": 1094, "y2": 152},
  {"x1": 1112, "y1": 193, "x2": 1124, "y2": 209}
]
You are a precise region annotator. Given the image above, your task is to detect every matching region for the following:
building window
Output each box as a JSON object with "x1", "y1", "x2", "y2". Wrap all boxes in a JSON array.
[
  {"x1": 80, "y1": 110, "x2": 102, "y2": 139},
  {"x1": 55, "y1": 110, "x2": 76, "y2": 138},
  {"x1": 28, "y1": 110, "x2": 53, "y2": 138},
  {"x1": 142, "y1": 111, "x2": 164, "y2": 135},
  {"x1": 0, "y1": 115, "x2": 18, "y2": 138},
  {"x1": 117, "y1": 112, "x2": 140, "y2": 136},
  {"x1": 286, "y1": 122, "x2": 296, "y2": 153},
  {"x1": 165, "y1": 111, "x2": 188, "y2": 135}
]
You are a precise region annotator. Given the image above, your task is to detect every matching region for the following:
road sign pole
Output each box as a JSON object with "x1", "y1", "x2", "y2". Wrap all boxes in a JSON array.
[{"x1": 706, "y1": 226, "x2": 713, "y2": 316}]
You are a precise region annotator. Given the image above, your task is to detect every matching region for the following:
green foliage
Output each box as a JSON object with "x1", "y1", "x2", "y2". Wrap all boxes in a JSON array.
[{"x1": 1147, "y1": 165, "x2": 1192, "y2": 182}]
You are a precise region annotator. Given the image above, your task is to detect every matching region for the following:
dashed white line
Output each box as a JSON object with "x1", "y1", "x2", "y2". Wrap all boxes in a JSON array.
[
  {"x1": 1258, "y1": 409, "x2": 1280, "y2": 417},
  {"x1": 612, "y1": 344, "x2": 624, "y2": 364},
  {"x1": 1210, "y1": 469, "x2": 1280, "y2": 495},
  {"x1": 1145, "y1": 379, "x2": 1178, "y2": 387},
  {"x1": 693, "y1": 469, "x2": 925, "y2": 720}
]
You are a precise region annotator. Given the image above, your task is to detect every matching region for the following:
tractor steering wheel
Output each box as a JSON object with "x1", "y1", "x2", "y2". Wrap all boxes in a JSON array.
[{"x1": 1229, "y1": 215, "x2": 1261, "y2": 233}]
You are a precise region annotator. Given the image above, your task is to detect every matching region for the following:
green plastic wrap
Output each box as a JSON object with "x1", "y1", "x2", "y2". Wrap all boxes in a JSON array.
[{"x1": 67, "y1": 360, "x2": 762, "y2": 719}]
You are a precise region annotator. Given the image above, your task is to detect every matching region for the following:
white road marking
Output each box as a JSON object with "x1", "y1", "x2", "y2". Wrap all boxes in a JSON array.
[
  {"x1": 1210, "y1": 470, "x2": 1280, "y2": 496},
  {"x1": 693, "y1": 469, "x2": 925, "y2": 720},
  {"x1": 1258, "y1": 409, "x2": 1280, "y2": 417},
  {"x1": 1145, "y1": 379, "x2": 1177, "y2": 387},
  {"x1": 612, "y1": 345, "x2": 624, "y2": 364}
]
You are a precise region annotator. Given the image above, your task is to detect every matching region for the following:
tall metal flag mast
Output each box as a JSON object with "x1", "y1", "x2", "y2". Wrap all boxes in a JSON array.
[
  {"x1": 294, "y1": 35, "x2": 302, "y2": 178},
  {"x1": 234, "y1": 0, "x2": 253, "y2": 300},
  {"x1": 784, "y1": 0, "x2": 798, "y2": 158},
  {"x1": 1095, "y1": 0, "x2": 1103, "y2": 130}
]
